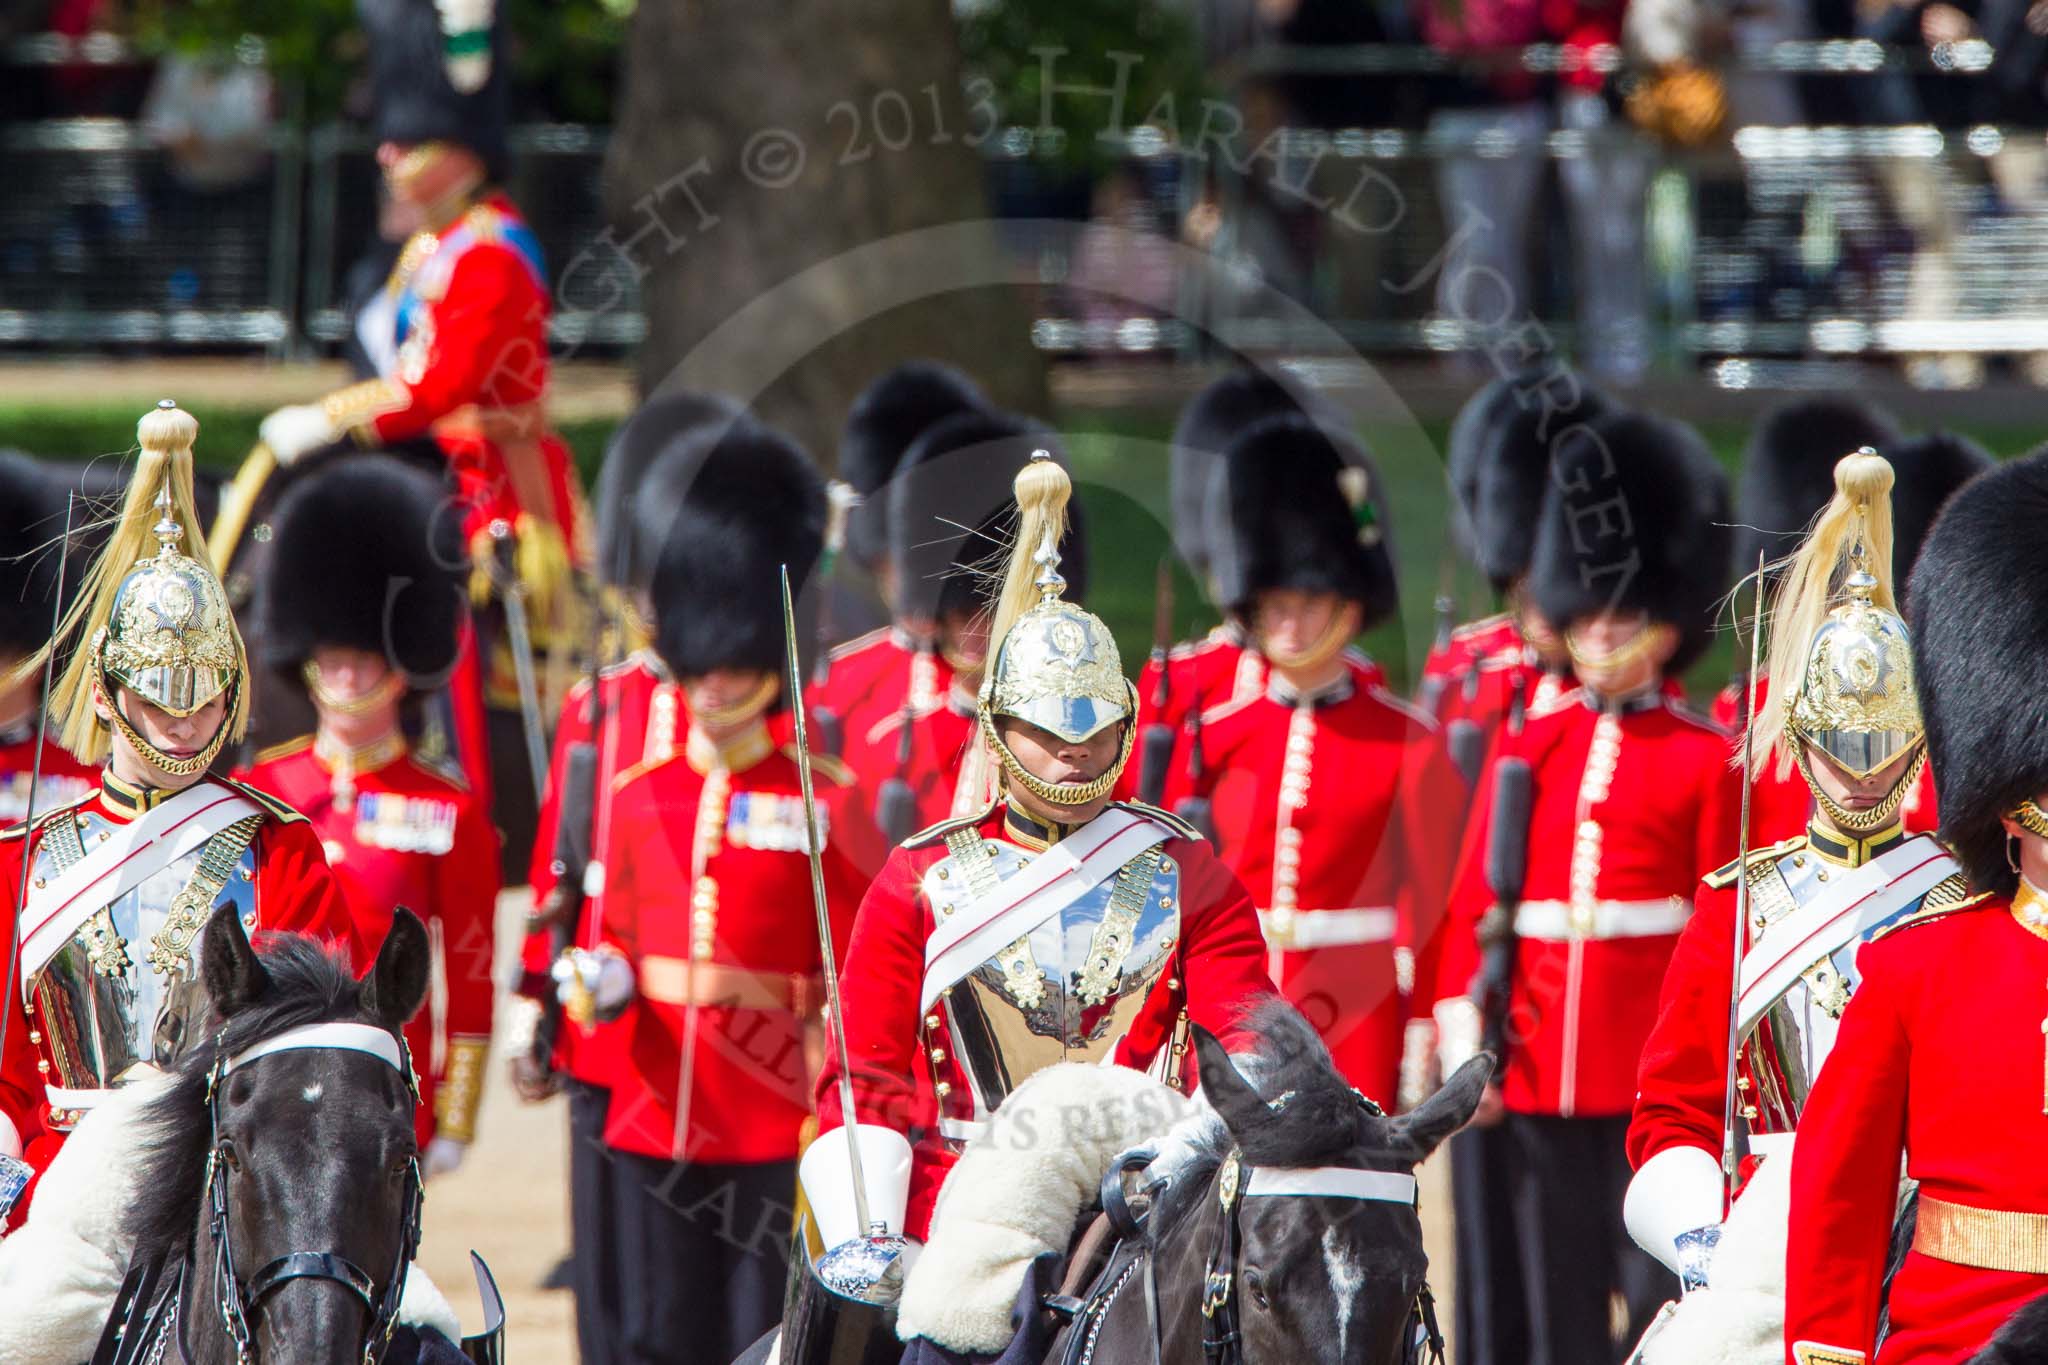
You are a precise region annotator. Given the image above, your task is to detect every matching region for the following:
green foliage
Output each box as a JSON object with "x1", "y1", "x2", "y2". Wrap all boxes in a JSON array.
[
  {"x1": 956, "y1": 0, "x2": 1209, "y2": 176},
  {"x1": 132, "y1": 0, "x2": 628, "y2": 126}
]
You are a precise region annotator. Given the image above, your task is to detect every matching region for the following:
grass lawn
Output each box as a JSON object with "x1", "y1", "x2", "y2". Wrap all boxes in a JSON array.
[{"x1": 6, "y1": 399, "x2": 2037, "y2": 703}]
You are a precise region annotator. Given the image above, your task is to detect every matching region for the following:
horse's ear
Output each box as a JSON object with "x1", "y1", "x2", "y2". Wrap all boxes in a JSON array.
[
  {"x1": 202, "y1": 898, "x2": 269, "y2": 1016},
  {"x1": 1392, "y1": 1053, "x2": 1494, "y2": 1163},
  {"x1": 360, "y1": 907, "x2": 432, "y2": 1030},
  {"x1": 1193, "y1": 1023, "x2": 1269, "y2": 1137}
]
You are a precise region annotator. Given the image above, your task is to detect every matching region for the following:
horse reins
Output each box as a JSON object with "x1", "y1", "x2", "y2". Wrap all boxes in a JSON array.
[
  {"x1": 1195, "y1": 1126, "x2": 1445, "y2": 1365},
  {"x1": 203, "y1": 1021, "x2": 424, "y2": 1365}
]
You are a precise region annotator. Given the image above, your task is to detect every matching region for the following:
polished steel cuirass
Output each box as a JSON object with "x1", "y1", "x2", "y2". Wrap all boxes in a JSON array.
[
  {"x1": 27, "y1": 803, "x2": 260, "y2": 1108},
  {"x1": 1738, "y1": 847, "x2": 1938, "y2": 1133},
  {"x1": 924, "y1": 832, "x2": 1181, "y2": 1129}
]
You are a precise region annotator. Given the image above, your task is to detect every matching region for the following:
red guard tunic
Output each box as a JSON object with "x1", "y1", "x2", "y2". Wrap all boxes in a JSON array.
[
  {"x1": 519, "y1": 652, "x2": 684, "y2": 1088},
  {"x1": 0, "y1": 773, "x2": 357, "y2": 1226},
  {"x1": 0, "y1": 724, "x2": 97, "y2": 827},
  {"x1": 1438, "y1": 688, "x2": 1741, "y2": 1116},
  {"x1": 598, "y1": 726, "x2": 878, "y2": 1165},
  {"x1": 1711, "y1": 678, "x2": 1938, "y2": 847},
  {"x1": 243, "y1": 735, "x2": 500, "y2": 1149},
  {"x1": 1783, "y1": 892, "x2": 2048, "y2": 1365},
  {"x1": 1163, "y1": 672, "x2": 1462, "y2": 1105},
  {"x1": 813, "y1": 627, "x2": 950, "y2": 776},
  {"x1": 816, "y1": 799, "x2": 1273, "y2": 1239},
  {"x1": 1420, "y1": 613, "x2": 1524, "y2": 702},
  {"x1": 859, "y1": 686, "x2": 982, "y2": 835}
]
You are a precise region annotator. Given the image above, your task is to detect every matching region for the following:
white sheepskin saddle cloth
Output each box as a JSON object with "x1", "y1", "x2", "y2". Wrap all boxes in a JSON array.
[
  {"x1": 894, "y1": 1063, "x2": 1189, "y2": 1353},
  {"x1": 1635, "y1": 1154, "x2": 1791, "y2": 1365}
]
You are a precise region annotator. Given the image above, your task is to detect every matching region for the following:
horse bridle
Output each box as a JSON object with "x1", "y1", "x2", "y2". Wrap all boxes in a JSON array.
[
  {"x1": 1196, "y1": 1146, "x2": 1445, "y2": 1365},
  {"x1": 203, "y1": 1022, "x2": 425, "y2": 1365}
]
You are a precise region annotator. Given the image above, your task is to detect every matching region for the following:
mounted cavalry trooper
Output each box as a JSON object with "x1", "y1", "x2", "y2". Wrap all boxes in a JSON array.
[
  {"x1": 552, "y1": 424, "x2": 882, "y2": 1365},
  {"x1": 797, "y1": 452, "x2": 1272, "y2": 1353},
  {"x1": 1434, "y1": 410, "x2": 1741, "y2": 1365},
  {"x1": 0, "y1": 404, "x2": 357, "y2": 1352},
  {"x1": 1783, "y1": 450, "x2": 2048, "y2": 1363},
  {"x1": 1711, "y1": 399, "x2": 1984, "y2": 847},
  {"x1": 1164, "y1": 413, "x2": 1461, "y2": 1114},
  {"x1": 1624, "y1": 452, "x2": 1970, "y2": 1362},
  {"x1": 242, "y1": 457, "x2": 500, "y2": 1174}
]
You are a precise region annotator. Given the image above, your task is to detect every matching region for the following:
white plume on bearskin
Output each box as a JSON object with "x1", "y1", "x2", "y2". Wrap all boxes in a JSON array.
[{"x1": 896, "y1": 1062, "x2": 1191, "y2": 1351}]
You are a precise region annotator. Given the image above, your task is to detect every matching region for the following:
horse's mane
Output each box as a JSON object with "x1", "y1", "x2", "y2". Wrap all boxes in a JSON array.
[
  {"x1": 124, "y1": 934, "x2": 372, "y2": 1264},
  {"x1": 1145, "y1": 1001, "x2": 1379, "y2": 1241}
]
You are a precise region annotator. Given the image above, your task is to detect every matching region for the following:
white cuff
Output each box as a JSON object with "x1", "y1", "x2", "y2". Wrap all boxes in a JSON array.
[
  {"x1": 1624, "y1": 1144, "x2": 1725, "y2": 1275},
  {"x1": 1433, "y1": 997, "x2": 1482, "y2": 1078},
  {"x1": 801, "y1": 1123, "x2": 913, "y2": 1247},
  {"x1": 0, "y1": 1113, "x2": 19, "y2": 1161}
]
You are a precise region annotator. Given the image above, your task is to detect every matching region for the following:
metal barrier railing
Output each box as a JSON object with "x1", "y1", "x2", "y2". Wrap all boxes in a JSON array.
[{"x1": 2, "y1": 29, "x2": 2044, "y2": 368}]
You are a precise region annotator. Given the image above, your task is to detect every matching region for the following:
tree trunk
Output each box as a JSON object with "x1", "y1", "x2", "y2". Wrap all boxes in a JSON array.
[{"x1": 601, "y1": 0, "x2": 1049, "y2": 462}]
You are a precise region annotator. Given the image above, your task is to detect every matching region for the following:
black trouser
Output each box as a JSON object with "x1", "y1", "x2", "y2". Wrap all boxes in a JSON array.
[
  {"x1": 1505, "y1": 1112, "x2": 1675, "y2": 1365},
  {"x1": 1451, "y1": 1123, "x2": 1530, "y2": 1365},
  {"x1": 611, "y1": 1150, "x2": 799, "y2": 1365},
  {"x1": 569, "y1": 1082, "x2": 623, "y2": 1365}
]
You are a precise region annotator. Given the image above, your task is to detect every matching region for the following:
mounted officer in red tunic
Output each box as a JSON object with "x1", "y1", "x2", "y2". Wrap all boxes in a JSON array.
[
  {"x1": 0, "y1": 405, "x2": 354, "y2": 1334},
  {"x1": 1784, "y1": 450, "x2": 2048, "y2": 1364}
]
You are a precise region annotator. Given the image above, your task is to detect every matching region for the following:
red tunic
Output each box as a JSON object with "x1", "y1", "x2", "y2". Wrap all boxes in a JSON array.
[
  {"x1": 858, "y1": 688, "x2": 982, "y2": 836},
  {"x1": 0, "y1": 774, "x2": 357, "y2": 1225},
  {"x1": 242, "y1": 737, "x2": 500, "y2": 1148},
  {"x1": 1163, "y1": 675, "x2": 1462, "y2": 1106},
  {"x1": 1709, "y1": 678, "x2": 1938, "y2": 847},
  {"x1": 598, "y1": 731, "x2": 879, "y2": 1165},
  {"x1": 1437, "y1": 688, "x2": 1741, "y2": 1117},
  {"x1": 1418, "y1": 613, "x2": 1523, "y2": 699},
  {"x1": 815, "y1": 800, "x2": 1273, "y2": 1238},
  {"x1": 813, "y1": 628, "x2": 951, "y2": 777},
  {"x1": 520, "y1": 653, "x2": 684, "y2": 1087},
  {"x1": 0, "y1": 726, "x2": 98, "y2": 827},
  {"x1": 1784, "y1": 895, "x2": 2048, "y2": 1365}
]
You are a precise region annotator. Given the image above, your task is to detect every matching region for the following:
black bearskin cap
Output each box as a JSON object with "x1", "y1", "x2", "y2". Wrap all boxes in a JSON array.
[
  {"x1": 1732, "y1": 396, "x2": 1900, "y2": 583},
  {"x1": 1529, "y1": 410, "x2": 1730, "y2": 673},
  {"x1": 0, "y1": 451, "x2": 65, "y2": 656},
  {"x1": 593, "y1": 388, "x2": 744, "y2": 592},
  {"x1": 887, "y1": 410, "x2": 1087, "y2": 624},
  {"x1": 839, "y1": 362, "x2": 988, "y2": 572},
  {"x1": 1206, "y1": 415, "x2": 1399, "y2": 628},
  {"x1": 260, "y1": 456, "x2": 465, "y2": 684},
  {"x1": 647, "y1": 423, "x2": 826, "y2": 680},
  {"x1": 1469, "y1": 380, "x2": 1612, "y2": 593},
  {"x1": 1909, "y1": 451, "x2": 2048, "y2": 895},
  {"x1": 1171, "y1": 367, "x2": 1334, "y2": 589},
  {"x1": 357, "y1": 0, "x2": 511, "y2": 183},
  {"x1": 1885, "y1": 430, "x2": 1992, "y2": 591}
]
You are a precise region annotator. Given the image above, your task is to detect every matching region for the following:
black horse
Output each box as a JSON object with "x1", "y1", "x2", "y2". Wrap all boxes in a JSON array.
[
  {"x1": 1037, "y1": 1007, "x2": 1489, "y2": 1365},
  {"x1": 94, "y1": 905, "x2": 483, "y2": 1365}
]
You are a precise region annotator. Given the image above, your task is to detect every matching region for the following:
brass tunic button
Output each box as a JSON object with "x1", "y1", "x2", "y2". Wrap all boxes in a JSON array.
[{"x1": 923, "y1": 1013, "x2": 941, "y2": 1030}]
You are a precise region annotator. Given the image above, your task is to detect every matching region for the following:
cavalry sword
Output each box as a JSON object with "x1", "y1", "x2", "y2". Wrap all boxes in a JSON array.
[{"x1": 1721, "y1": 550, "x2": 1767, "y2": 1208}]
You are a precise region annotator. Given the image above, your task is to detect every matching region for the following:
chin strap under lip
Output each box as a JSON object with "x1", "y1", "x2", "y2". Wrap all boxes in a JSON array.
[
  {"x1": 1796, "y1": 741, "x2": 1925, "y2": 835},
  {"x1": 977, "y1": 704, "x2": 1137, "y2": 810}
]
